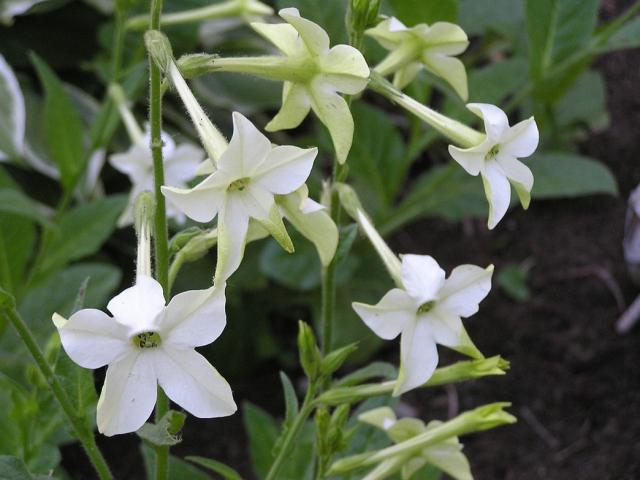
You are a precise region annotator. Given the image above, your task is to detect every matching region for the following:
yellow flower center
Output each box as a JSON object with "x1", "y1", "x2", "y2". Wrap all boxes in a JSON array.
[
  {"x1": 417, "y1": 301, "x2": 436, "y2": 314},
  {"x1": 485, "y1": 144, "x2": 500, "y2": 160},
  {"x1": 227, "y1": 177, "x2": 250, "y2": 192},
  {"x1": 133, "y1": 331, "x2": 161, "y2": 349}
]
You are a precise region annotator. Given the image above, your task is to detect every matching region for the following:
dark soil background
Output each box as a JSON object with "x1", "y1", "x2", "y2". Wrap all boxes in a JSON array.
[{"x1": 61, "y1": 5, "x2": 640, "y2": 480}]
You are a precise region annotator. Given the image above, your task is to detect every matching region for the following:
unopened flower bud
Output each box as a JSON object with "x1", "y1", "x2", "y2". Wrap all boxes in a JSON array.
[
  {"x1": 320, "y1": 342, "x2": 358, "y2": 376},
  {"x1": 297, "y1": 320, "x2": 321, "y2": 381}
]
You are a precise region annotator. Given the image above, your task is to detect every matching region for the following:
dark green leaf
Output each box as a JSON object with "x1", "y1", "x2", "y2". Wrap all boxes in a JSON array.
[
  {"x1": 30, "y1": 53, "x2": 84, "y2": 192},
  {"x1": 334, "y1": 361, "x2": 397, "y2": 388},
  {"x1": 0, "y1": 188, "x2": 51, "y2": 226},
  {"x1": 187, "y1": 456, "x2": 242, "y2": 480},
  {"x1": 243, "y1": 402, "x2": 279, "y2": 479},
  {"x1": 596, "y1": 15, "x2": 640, "y2": 53},
  {"x1": 38, "y1": 195, "x2": 126, "y2": 275},
  {"x1": 259, "y1": 232, "x2": 321, "y2": 291},
  {"x1": 497, "y1": 264, "x2": 530, "y2": 302},
  {"x1": 141, "y1": 445, "x2": 212, "y2": 480},
  {"x1": 389, "y1": 0, "x2": 458, "y2": 24},
  {"x1": 137, "y1": 410, "x2": 186, "y2": 446},
  {"x1": 554, "y1": 70, "x2": 609, "y2": 130},
  {"x1": 193, "y1": 73, "x2": 281, "y2": 115},
  {"x1": 0, "y1": 455, "x2": 33, "y2": 480},
  {"x1": 279, "y1": 371, "x2": 299, "y2": 429},
  {"x1": 458, "y1": 0, "x2": 524, "y2": 38},
  {"x1": 527, "y1": 152, "x2": 618, "y2": 199},
  {"x1": 54, "y1": 349, "x2": 97, "y2": 426}
]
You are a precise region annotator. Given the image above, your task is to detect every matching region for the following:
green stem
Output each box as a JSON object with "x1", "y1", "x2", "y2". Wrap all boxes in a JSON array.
[
  {"x1": 148, "y1": 1, "x2": 171, "y2": 479},
  {"x1": 127, "y1": 0, "x2": 244, "y2": 30},
  {"x1": 265, "y1": 384, "x2": 317, "y2": 480},
  {"x1": 0, "y1": 306, "x2": 112, "y2": 480}
]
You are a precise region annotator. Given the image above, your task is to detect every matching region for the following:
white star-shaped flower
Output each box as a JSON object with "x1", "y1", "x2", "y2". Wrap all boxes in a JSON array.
[
  {"x1": 359, "y1": 407, "x2": 473, "y2": 480},
  {"x1": 352, "y1": 254, "x2": 492, "y2": 395},
  {"x1": 53, "y1": 276, "x2": 236, "y2": 436},
  {"x1": 250, "y1": 7, "x2": 370, "y2": 163},
  {"x1": 109, "y1": 128, "x2": 204, "y2": 227},
  {"x1": 162, "y1": 112, "x2": 317, "y2": 282},
  {"x1": 366, "y1": 17, "x2": 469, "y2": 98},
  {"x1": 448, "y1": 103, "x2": 539, "y2": 229}
]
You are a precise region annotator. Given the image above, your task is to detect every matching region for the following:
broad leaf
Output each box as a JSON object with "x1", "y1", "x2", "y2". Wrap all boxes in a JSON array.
[
  {"x1": 554, "y1": 70, "x2": 609, "y2": 130},
  {"x1": 596, "y1": 15, "x2": 640, "y2": 53},
  {"x1": 0, "y1": 54, "x2": 25, "y2": 159},
  {"x1": 527, "y1": 152, "x2": 618, "y2": 198},
  {"x1": 279, "y1": 371, "x2": 299, "y2": 429},
  {"x1": 0, "y1": 455, "x2": 33, "y2": 480},
  {"x1": 389, "y1": 0, "x2": 458, "y2": 24},
  {"x1": 137, "y1": 410, "x2": 186, "y2": 446},
  {"x1": 0, "y1": 188, "x2": 51, "y2": 226},
  {"x1": 243, "y1": 402, "x2": 279, "y2": 478},
  {"x1": 37, "y1": 195, "x2": 126, "y2": 275},
  {"x1": 54, "y1": 350, "x2": 97, "y2": 427},
  {"x1": 458, "y1": 0, "x2": 524, "y2": 38},
  {"x1": 31, "y1": 54, "x2": 84, "y2": 192}
]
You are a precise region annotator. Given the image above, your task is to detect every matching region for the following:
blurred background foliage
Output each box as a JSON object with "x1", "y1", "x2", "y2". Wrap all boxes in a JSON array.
[{"x1": 0, "y1": 0, "x2": 637, "y2": 477}]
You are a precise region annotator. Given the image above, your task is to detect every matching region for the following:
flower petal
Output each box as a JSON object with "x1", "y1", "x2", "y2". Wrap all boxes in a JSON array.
[
  {"x1": 400, "y1": 254, "x2": 446, "y2": 305},
  {"x1": 164, "y1": 143, "x2": 205, "y2": 184},
  {"x1": 254, "y1": 201, "x2": 294, "y2": 253},
  {"x1": 308, "y1": 85, "x2": 353, "y2": 163},
  {"x1": 358, "y1": 406, "x2": 397, "y2": 430},
  {"x1": 265, "y1": 82, "x2": 311, "y2": 131},
  {"x1": 219, "y1": 112, "x2": 272, "y2": 178},
  {"x1": 496, "y1": 154, "x2": 534, "y2": 209},
  {"x1": 365, "y1": 17, "x2": 408, "y2": 50},
  {"x1": 438, "y1": 264, "x2": 493, "y2": 318},
  {"x1": 161, "y1": 171, "x2": 228, "y2": 224},
  {"x1": 56, "y1": 309, "x2": 130, "y2": 369},
  {"x1": 394, "y1": 317, "x2": 438, "y2": 395},
  {"x1": 250, "y1": 21, "x2": 300, "y2": 56},
  {"x1": 161, "y1": 285, "x2": 226, "y2": 348},
  {"x1": 423, "y1": 53, "x2": 468, "y2": 100},
  {"x1": 466, "y1": 103, "x2": 509, "y2": 142},
  {"x1": 448, "y1": 143, "x2": 487, "y2": 176},
  {"x1": 425, "y1": 309, "x2": 463, "y2": 348},
  {"x1": 318, "y1": 45, "x2": 370, "y2": 95},
  {"x1": 109, "y1": 145, "x2": 151, "y2": 182},
  {"x1": 420, "y1": 22, "x2": 469, "y2": 55},
  {"x1": 481, "y1": 159, "x2": 511, "y2": 230},
  {"x1": 239, "y1": 183, "x2": 275, "y2": 220},
  {"x1": 156, "y1": 347, "x2": 236, "y2": 418},
  {"x1": 96, "y1": 352, "x2": 157, "y2": 436},
  {"x1": 107, "y1": 275, "x2": 166, "y2": 332},
  {"x1": 352, "y1": 288, "x2": 416, "y2": 340},
  {"x1": 501, "y1": 116, "x2": 539, "y2": 158},
  {"x1": 215, "y1": 195, "x2": 250, "y2": 283},
  {"x1": 279, "y1": 7, "x2": 330, "y2": 55},
  {"x1": 423, "y1": 436, "x2": 472, "y2": 480},
  {"x1": 254, "y1": 145, "x2": 317, "y2": 195},
  {"x1": 387, "y1": 418, "x2": 427, "y2": 442},
  {"x1": 392, "y1": 62, "x2": 423, "y2": 90}
]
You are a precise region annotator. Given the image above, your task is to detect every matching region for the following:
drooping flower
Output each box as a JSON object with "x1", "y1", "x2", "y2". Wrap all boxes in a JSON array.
[
  {"x1": 366, "y1": 17, "x2": 469, "y2": 98},
  {"x1": 448, "y1": 103, "x2": 539, "y2": 229},
  {"x1": 359, "y1": 407, "x2": 473, "y2": 480},
  {"x1": 352, "y1": 254, "x2": 492, "y2": 395},
  {"x1": 162, "y1": 112, "x2": 317, "y2": 282},
  {"x1": 53, "y1": 276, "x2": 236, "y2": 436},
  {"x1": 186, "y1": 8, "x2": 370, "y2": 163}
]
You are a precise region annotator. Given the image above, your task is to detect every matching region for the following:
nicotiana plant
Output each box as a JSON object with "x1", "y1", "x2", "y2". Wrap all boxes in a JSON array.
[{"x1": 2, "y1": 0, "x2": 589, "y2": 478}]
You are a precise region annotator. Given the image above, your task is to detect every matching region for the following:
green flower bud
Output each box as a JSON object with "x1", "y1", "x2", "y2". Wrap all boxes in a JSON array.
[
  {"x1": 297, "y1": 320, "x2": 321, "y2": 381},
  {"x1": 134, "y1": 192, "x2": 155, "y2": 280},
  {"x1": 169, "y1": 227, "x2": 204, "y2": 254},
  {"x1": 320, "y1": 342, "x2": 358, "y2": 376},
  {"x1": 144, "y1": 30, "x2": 174, "y2": 74}
]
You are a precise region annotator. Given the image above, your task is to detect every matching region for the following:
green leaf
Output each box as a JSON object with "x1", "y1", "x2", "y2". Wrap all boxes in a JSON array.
[
  {"x1": 554, "y1": 70, "x2": 609, "y2": 130},
  {"x1": 596, "y1": 15, "x2": 640, "y2": 53},
  {"x1": 0, "y1": 188, "x2": 51, "y2": 226},
  {"x1": 193, "y1": 73, "x2": 281, "y2": 115},
  {"x1": 37, "y1": 195, "x2": 126, "y2": 275},
  {"x1": 137, "y1": 410, "x2": 186, "y2": 446},
  {"x1": 243, "y1": 402, "x2": 279, "y2": 479},
  {"x1": 458, "y1": 0, "x2": 524, "y2": 38},
  {"x1": 0, "y1": 455, "x2": 33, "y2": 480},
  {"x1": 279, "y1": 371, "x2": 299, "y2": 429},
  {"x1": 0, "y1": 54, "x2": 24, "y2": 159},
  {"x1": 30, "y1": 53, "x2": 84, "y2": 192},
  {"x1": 0, "y1": 169, "x2": 35, "y2": 296},
  {"x1": 527, "y1": 152, "x2": 618, "y2": 199},
  {"x1": 334, "y1": 361, "x2": 397, "y2": 388},
  {"x1": 349, "y1": 103, "x2": 408, "y2": 212},
  {"x1": 54, "y1": 349, "x2": 97, "y2": 426},
  {"x1": 525, "y1": 0, "x2": 599, "y2": 100},
  {"x1": 389, "y1": 0, "x2": 458, "y2": 24},
  {"x1": 259, "y1": 232, "x2": 321, "y2": 291},
  {"x1": 17, "y1": 263, "x2": 120, "y2": 350},
  {"x1": 497, "y1": 264, "x2": 531, "y2": 302},
  {"x1": 186, "y1": 456, "x2": 242, "y2": 480}
]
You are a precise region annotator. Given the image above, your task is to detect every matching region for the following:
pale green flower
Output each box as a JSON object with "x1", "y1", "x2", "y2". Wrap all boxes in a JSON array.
[
  {"x1": 366, "y1": 17, "x2": 469, "y2": 99},
  {"x1": 359, "y1": 407, "x2": 473, "y2": 480}
]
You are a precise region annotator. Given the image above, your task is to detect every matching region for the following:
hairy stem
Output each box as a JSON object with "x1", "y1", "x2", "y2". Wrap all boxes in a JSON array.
[
  {"x1": 0, "y1": 306, "x2": 112, "y2": 480},
  {"x1": 148, "y1": 0, "x2": 171, "y2": 479}
]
